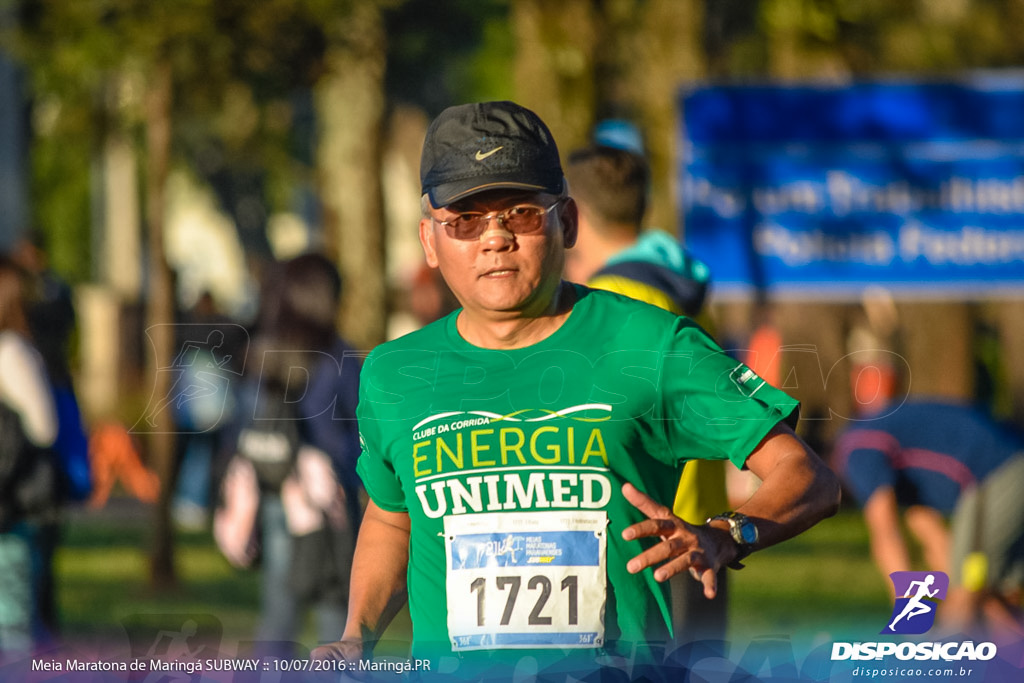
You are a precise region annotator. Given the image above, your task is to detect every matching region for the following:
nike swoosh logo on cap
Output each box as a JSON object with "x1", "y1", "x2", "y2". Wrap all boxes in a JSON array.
[{"x1": 475, "y1": 146, "x2": 503, "y2": 160}]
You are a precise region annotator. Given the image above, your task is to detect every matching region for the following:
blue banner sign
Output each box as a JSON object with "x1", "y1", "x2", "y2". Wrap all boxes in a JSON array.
[{"x1": 680, "y1": 79, "x2": 1024, "y2": 298}]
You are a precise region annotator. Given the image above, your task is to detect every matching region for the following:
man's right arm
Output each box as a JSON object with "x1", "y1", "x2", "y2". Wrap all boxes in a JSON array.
[{"x1": 312, "y1": 500, "x2": 411, "y2": 660}]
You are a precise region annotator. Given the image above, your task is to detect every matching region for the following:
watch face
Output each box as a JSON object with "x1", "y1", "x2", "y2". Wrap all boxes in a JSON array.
[{"x1": 739, "y1": 522, "x2": 758, "y2": 545}]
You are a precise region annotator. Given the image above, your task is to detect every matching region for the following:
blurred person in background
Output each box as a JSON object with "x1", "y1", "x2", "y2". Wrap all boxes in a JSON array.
[
  {"x1": 407, "y1": 262, "x2": 459, "y2": 328},
  {"x1": 564, "y1": 144, "x2": 710, "y2": 319},
  {"x1": 387, "y1": 261, "x2": 459, "y2": 340},
  {"x1": 9, "y1": 230, "x2": 90, "y2": 643},
  {"x1": 833, "y1": 396, "x2": 1024, "y2": 640},
  {"x1": 9, "y1": 230, "x2": 76, "y2": 393},
  {"x1": 564, "y1": 141, "x2": 728, "y2": 643},
  {"x1": 0, "y1": 256, "x2": 59, "y2": 657},
  {"x1": 171, "y1": 291, "x2": 244, "y2": 529},
  {"x1": 214, "y1": 252, "x2": 361, "y2": 657}
]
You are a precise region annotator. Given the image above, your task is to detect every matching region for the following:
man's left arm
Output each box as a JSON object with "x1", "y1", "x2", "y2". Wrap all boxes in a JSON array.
[
  {"x1": 623, "y1": 421, "x2": 841, "y2": 598},
  {"x1": 726, "y1": 420, "x2": 842, "y2": 551}
]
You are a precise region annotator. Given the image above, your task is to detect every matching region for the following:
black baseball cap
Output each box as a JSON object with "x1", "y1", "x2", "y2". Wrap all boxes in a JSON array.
[{"x1": 420, "y1": 101, "x2": 565, "y2": 208}]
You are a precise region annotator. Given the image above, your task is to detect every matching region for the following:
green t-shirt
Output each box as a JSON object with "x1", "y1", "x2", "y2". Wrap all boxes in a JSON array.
[{"x1": 356, "y1": 285, "x2": 797, "y2": 667}]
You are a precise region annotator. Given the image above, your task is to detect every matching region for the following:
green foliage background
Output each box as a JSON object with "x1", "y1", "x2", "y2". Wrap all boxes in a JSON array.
[{"x1": 11, "y1": 0, "x2": 1024, "y2": 283}]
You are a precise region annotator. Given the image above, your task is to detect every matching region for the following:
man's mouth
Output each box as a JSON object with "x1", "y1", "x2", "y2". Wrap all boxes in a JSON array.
[{"x1": 481, "y1": 267, "x2": 516, "y2": 277}]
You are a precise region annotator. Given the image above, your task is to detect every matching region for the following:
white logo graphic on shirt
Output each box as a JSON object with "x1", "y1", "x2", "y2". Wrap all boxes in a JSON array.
[
  {"x1": 729, "y1": 364, "x2": 767, "y2": 397},
  {"x1": 412, "y1": 404, "x2": 612, "y2": 432}
]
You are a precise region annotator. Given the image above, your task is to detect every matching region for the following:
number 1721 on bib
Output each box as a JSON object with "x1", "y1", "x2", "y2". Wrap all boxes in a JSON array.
[{"x1": 444, "y1": 511, "x2": 607, "y2": 650}]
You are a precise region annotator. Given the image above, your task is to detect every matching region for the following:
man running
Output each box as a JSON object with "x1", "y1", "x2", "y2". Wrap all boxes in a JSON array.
[{"x1": 313, "y1": 101, "x2": 840, "y2": 677}]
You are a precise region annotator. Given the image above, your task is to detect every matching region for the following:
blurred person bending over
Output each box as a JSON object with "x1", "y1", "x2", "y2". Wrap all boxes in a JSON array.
[
  {"x1": 0, "y1": 257, "x2": 59, "y2": 656},
  {"x1": 565, "y1": 143, "x2": 728, "y2": 643},
  {"x1": 834, "y1": 397, "x2": 1024, "y2": 639},
  {"x1": 313, "y1": 101, "x2": 840, "y2": 676},
  {"x1": 215, "y1": 253, "x2": 361, "y2": 657}
]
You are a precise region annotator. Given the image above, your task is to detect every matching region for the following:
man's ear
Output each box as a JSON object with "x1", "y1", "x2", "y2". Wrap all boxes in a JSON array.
[
  {"x1": 419, "y1": 218, "x2": 440, "y2": 268},
  {"x1": 560, "y1": 197, "x2": 579, "y2": 249}
]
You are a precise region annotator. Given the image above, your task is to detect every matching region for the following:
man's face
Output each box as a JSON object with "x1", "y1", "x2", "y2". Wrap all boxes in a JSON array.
[{"x1": 419, "y1": 189, "x2": 578, "y2": 320}]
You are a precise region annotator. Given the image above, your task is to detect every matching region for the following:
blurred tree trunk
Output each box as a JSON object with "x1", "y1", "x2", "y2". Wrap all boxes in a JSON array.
[
  {"x1": 511, "y1": 0, "x2": 704, "y2": 234},
  {"x1": 315, "y1": 2, "x2": 388, "y2": 351},
  {"x1": 619, "y1": 0, "x2": 704, "y2": 235},
  {"x1": 144, "y1": 58, "x2": 178, "y2": 588},
  {"x1": 898, "y1": 303, "x2": 975, "y2": 401},
  {"x1": 995, "y1": 301, "x2": 1024, "y2": 428},
  {"x1": 511, "y1": 0, "x2": 599, "y2": 156},
  {"x1": 772, "y1": 301, "x2": 852, "y2": 448}
]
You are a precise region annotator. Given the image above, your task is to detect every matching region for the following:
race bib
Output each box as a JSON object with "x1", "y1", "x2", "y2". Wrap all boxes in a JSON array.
[{"x1": 444, "y1": 510, "x2": 607, "y2": 651}]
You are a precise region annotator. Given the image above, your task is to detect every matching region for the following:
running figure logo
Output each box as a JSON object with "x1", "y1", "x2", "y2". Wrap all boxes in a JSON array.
[{"x1": 882, "y1": 571, "x2": 949, "y2": 635}]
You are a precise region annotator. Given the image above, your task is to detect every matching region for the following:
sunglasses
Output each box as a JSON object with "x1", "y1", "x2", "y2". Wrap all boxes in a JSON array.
[{"x1": 432, "y1": 198, "x2": 565, "y2": 241}]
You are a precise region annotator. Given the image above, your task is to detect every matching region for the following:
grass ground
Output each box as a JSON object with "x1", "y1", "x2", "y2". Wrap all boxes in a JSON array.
[
  {"x1": 729, "y1": 506, "x2": 890, "y2": 644},
  {"x1": 55, "y1": 514, "x2": 262, "y2": 645},
  {"x1": 51, "y1": 501, "x2": 888, "y2": 655}
]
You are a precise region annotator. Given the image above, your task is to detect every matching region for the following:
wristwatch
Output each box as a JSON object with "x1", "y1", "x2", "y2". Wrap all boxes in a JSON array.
[{"x1": 707, "y1": 511, "x2": 759, "y2": 569}]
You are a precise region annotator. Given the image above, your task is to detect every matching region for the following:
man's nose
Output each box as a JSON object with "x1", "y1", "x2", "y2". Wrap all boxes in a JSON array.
[{"x1": 479, "y1": 215, "x2": 515, "y2": 250}]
